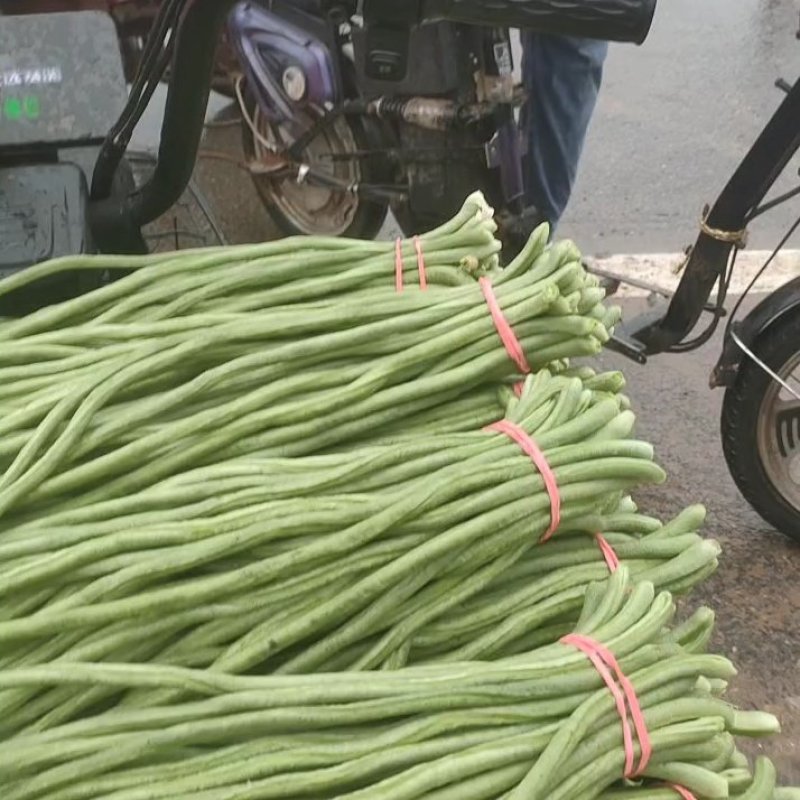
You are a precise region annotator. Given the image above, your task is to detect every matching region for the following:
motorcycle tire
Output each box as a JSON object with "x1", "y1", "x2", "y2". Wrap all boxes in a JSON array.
[
  {"x1": 391, "y1": 203, "x2": 445, "y2": 239},
  {"x1": 390, "y1": 123, "x2": 504, "y2": 237},
  {"x1": 387, "y1": 124, "x2": 538, "y2": 261},
  {"x1": 241, "y1": 93, "x2": 389, "y2": 240},
  {"x1": 720, "y1": 308, "x2": 800, "y2": 541}
]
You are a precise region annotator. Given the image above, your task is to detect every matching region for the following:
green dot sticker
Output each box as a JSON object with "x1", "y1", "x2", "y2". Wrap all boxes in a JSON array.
[
  {"x1": 23, "y1": 95, "x2": 40, "y2": 119},
  {"x1": 4, "y1": 97, "x2": 22, "y2": 120}
]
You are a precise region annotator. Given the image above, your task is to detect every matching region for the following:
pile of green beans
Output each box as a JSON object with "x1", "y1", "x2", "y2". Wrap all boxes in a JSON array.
[
  {"x1": 0, "y1": 570, "x2": 795, "y2": 800},
  {"x1": 0, "y1": 372, "x2": 669, "y2": 726}
]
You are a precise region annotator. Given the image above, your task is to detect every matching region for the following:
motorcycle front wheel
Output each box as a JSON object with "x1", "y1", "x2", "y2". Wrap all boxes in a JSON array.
[
  {"x1": 721, "y1": 308, "x2": 800, "y2": 541},
  {"x1": 241, "y1": 95, "x2": 388, "y2": 240}
]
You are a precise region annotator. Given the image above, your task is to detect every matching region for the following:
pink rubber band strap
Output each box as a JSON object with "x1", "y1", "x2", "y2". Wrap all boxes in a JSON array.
[
  {"x1": 486, "y1": 419, "x2": 560, "y2": 541},
  {"x1": 561, "y1": 634, "x2": 652, "y2": 777},
  {"x1": 414, "y1": 236, "x2": 428, "y2": 290},
  {"x1": 596, "y1": 533, "x2": 621, "y2": 572},
  {"x1": 583, "y1": 636, "x2": 652, "y2": 776},
  {"x1": 513, "y1": 382, "x2": 525, "y2": 398},
  {"x1": 668, "y1": 785, "x2": 698, "y2": 800},
  {"x1": 395, "y1": 238, "x2": 404, "y2": 293},
  {"x1": 479, "y1": 277, "x2": 531, "y2": 375},
  {"x1": 561, "y1": 634, "x2": 636, "y2": 777},
  {"x1": 613, "y1": 657, "x2": 652, "y2": 775}
]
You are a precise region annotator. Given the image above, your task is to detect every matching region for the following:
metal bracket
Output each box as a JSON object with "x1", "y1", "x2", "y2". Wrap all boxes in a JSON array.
[
  {"x1": 730, "y1": 328, "x2": 800, "y2": 401},
  {"x1": 585, "y1": 265, "x2": 723, "y2": 316},
  {"x1": 605, "y1": 329, "x2": 648, "y2": 364}
]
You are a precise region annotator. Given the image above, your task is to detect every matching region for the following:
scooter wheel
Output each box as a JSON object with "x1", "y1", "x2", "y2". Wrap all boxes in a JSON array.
[
  {"x1": 721, "y1": 308, "x2": 800, "y2": 541},
  {"x1": 241, "y1": 94, "x2": 388, "y2": 240}
]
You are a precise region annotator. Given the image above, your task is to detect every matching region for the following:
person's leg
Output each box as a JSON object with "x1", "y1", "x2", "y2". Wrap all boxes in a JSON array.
[{"x1": 521, "y1": 32, "x2": 608, "y2": 230}]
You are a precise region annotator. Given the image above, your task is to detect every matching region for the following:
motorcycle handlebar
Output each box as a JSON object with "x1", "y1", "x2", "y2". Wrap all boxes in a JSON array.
[{"x1": 369, "y1": 0, "x2": 657, "y2": 44}]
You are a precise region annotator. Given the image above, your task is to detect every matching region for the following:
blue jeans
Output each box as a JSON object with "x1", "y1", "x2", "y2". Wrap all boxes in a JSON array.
[{"x1": 521, "y1": 33, "x2": 608, "y2": 229}]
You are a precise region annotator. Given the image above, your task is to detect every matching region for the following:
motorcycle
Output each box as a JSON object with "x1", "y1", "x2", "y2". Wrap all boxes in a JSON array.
[
  {"x1": 0, "y1": 0, "x2": 651, "y2": 270},
  {"x1": 229, "y1": 1, "x2": 613, "y2": 247},
  {"x1": 599, "y1": 21, "x2": 800, "y2": 539},
  {"x1": 0, "y1": 0, "x2": 654, "y2": 271},
  {"x1": 20, "y1": 1, "x2": 646, "y2": 251}
]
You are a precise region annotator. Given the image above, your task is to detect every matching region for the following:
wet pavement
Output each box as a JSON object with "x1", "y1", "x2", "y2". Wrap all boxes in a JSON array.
[{"x1": 562, "y1": 0, "x2": 800, "y2": 254}]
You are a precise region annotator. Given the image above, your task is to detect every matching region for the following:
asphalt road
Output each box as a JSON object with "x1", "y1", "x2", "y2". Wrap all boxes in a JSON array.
[{"x1": 561, "y1": 0, "x2": 800, "y2": 254}]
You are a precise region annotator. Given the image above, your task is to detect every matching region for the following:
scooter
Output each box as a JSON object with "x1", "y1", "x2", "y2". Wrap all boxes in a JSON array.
[
  {"x1": 19, "y1": 1, "x2": 642, "y2": 252},
  {"x1": 229, "y1": 1, "x2": 617, "y2": 247},
  {"x1": 0, "y1": 0, "x2": 653, "y2": 280}
]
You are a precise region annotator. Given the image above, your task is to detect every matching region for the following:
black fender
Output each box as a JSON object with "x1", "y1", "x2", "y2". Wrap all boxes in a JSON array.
[{"x1": 711, "y1": 275, "x2": 800, "y2": 388}]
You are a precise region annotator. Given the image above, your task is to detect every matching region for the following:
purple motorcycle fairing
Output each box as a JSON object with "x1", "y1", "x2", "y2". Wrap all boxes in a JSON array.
[
  {"x1": 228, "y1": 1, "x2": 339, "y2": 126},
  {"x1": 228, "y1": 4, "x2": 527, "y2": 210}
]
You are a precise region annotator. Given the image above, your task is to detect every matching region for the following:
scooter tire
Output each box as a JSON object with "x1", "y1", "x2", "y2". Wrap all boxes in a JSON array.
[
  {"x1": 241, "y1": 95, "x2": 388, "y2": 241},
  {"x1": 721, "y1": 309, "x2": 800, "y2": 541}
]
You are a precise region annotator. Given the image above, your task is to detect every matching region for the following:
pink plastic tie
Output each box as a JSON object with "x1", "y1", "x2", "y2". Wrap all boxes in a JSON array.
[
  {"x1": 414, "y1": 236, "x2": 428, "y2": 290},
  {"x1": 596, "y1": 533, "x2": 621, "y2": 572},
  {"x1": 486, "y1": 419, "x2": 560, "y2": 542},
  {"x1": 479, "y1": 277, "x2": 531, "y2": 375},
  {"x1": 562, "y1": 634, "x2": 636, "y2": 777},
  {"x1": 668, "y1": 786, "x2": 698, "y2": 800},
  {"x1": 561, "y1": 633, "x2": 652, "y2": 778},
  {"x1": 613, "y1": 653, "x2": 652, "y2": 776},
  {"x1": 395, "y1": 237, "x2": 427, "y2": 292},
  {"x1": 395, "y1": 238, "x2": 404, "y2": 293}
]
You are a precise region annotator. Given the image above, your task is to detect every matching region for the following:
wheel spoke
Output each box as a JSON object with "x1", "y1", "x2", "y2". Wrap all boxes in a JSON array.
[
  {"x1": 774, "y1": 399, "x2": 800, "y2": 456},
  {"x1": 750, "y1": 344, "x2": 800, "y2": 518},
  {"x1": 248, "y1": 103, "x2": 362, "y2": 237}
]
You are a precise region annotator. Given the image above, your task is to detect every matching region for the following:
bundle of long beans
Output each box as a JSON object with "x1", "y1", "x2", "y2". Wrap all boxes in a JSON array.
[
  {"x1": 0, "y1": 371, "x2": 669, "y2": 728},
  {"x1": 0, "y1": 198, "x2": 617, "y2": 522},
  {"x1": 0, "y1": 193, "x2": 503, "y2": 334},
  {"x1": 407, "y1": 504, "x2": 719, "y2": 664},
  {"x1": 0, "y1": 571, "x2": 794, "y2": 800}
]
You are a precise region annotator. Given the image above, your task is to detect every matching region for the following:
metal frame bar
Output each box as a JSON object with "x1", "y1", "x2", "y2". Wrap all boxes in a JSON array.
[
  {"x1": 730, "y1": 329, "x2": 800, "y2": 402},
  {"x1": 90, "y1": 0, "x2": 237, "y2": 247},
  {"x1": 622, "y1": 76, "x2": 800, "y2": 355}
]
